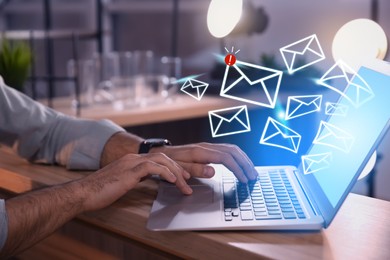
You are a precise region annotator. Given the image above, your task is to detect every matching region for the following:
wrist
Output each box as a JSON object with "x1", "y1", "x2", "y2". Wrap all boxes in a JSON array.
[
  {"x1": 138, "y1": 138, "x2": 172, "y2": 154},
  {"x1": 100, "y1": 132, "x2": 144, "y2": 167}
]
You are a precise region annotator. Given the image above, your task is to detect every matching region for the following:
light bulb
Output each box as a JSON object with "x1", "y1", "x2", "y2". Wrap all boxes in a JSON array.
[
  {"x1": 207, "y1": 0, "x2": 243, "y2": 38},
  {"x1": 332, "y1": 19, "x2": 387, "y2": 72}
]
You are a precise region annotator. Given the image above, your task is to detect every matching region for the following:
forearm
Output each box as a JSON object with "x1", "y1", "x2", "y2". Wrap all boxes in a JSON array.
[
  {"x1": 0, "y1": 81, "x2": 124, "y2": 170},
  {"x1": 1, "y1": 180, "x2": 85, "y2": 258},
  {"x1": 100, "y1": 131, "x2": 144, "y2": 167}
]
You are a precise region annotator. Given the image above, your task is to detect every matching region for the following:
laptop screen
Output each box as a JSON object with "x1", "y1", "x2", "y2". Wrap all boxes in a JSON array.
[{"x1": 299, "y1": 59, "x2": 390, "y2": 227}]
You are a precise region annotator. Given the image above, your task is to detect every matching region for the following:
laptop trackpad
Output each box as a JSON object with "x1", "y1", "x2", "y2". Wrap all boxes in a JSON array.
[
  {"x1": 148, "y1": 181, "x2": 221, "y2": 230},
  {"x1": 159, "y1": 185, "x2": 214, "y2": 205}
]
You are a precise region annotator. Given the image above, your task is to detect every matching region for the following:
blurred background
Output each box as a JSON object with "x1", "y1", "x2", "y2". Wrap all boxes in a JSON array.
[{"x1": 0, "y1": 0, "x2": 389, "y2": 200}]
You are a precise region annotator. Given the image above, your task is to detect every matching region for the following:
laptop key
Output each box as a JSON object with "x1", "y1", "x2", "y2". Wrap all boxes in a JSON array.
[
  {"x1": 240, "y1": 206, "x2": 252, "y2": 211},
  {"x1": 267, "y1": 208, "x2": 281, "y2": 212},
  {"x1": 225, "y1": 215, "x2": 233, "y2": 221},
  {"x1": 255, "y1": 215, "x2": 282, "y2": 220},
  {"x1": 232, "y1": 209, "x2": 240, "y2": 217},
  {"x1": 254, "y1": 211, "x2": 267, "y2": 217},
  {"x1": 240, "y1": 210, "x2": 254, "y2": 220},
  {"x1": 283, "y1": 212, "x2": 297, "y2": 219},
  {"x1": 253, "y1": 203, "x2": 265, "y2": 208}
]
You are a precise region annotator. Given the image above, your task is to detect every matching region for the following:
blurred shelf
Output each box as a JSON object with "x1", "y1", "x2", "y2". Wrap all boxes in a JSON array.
[
  {"x1": 3, "y1": 1, "x2": 92, "y2": 14},
  {"x1": 0, "y1": 29, "x2": 108, "y2": 40},
  {"x1": 39, "y1": 93, "x2": 239, "y2": 127},
  {"x1": 106, "y1": 0, "x2": 208, "y2": 13}
]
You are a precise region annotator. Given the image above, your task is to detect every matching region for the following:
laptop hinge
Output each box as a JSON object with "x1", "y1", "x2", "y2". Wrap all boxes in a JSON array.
[{"x1": 294, "y1": 170, "x2": 323, "y2": 217}]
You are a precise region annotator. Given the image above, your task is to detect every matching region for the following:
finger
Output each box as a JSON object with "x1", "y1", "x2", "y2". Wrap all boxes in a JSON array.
[
  {"x1": 159, "y1": 145, "x2": 248, "y2": 182},
  {"x1": 178, "y1": 162, "x2": 215, "y2": 178},
  {"x1": 198, "y1": 143, "x2": 257, "y2": 180},
  {"x1": 143, "y1": 153, "x2": 193, "y2": 194},
  {"x1": 132, "y1": 161, "x2": 177, "y2": 183},
  {"x1": 187, "y1": 146, "x2": 248, "y2": 183}
]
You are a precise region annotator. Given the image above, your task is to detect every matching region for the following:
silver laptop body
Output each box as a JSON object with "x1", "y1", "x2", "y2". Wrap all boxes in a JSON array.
[{"x1": 147, "y1": 59, "x2": 390, "y2": 231}]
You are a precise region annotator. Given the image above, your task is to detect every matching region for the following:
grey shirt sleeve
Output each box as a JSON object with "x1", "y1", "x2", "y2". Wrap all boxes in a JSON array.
[
  {"x1": 0, "y1": 199, "x2": 7, "y2": 251},
  {"x1": 0, "y1": 77, "x2": 125, "y2": 170}
]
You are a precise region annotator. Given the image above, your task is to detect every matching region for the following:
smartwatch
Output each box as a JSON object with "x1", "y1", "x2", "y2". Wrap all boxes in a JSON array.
[{"x1": 138, "y1": 138, "x2": 172, "y2": 154}]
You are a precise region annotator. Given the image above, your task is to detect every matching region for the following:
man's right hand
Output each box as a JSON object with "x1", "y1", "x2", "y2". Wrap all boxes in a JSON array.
[{"x1": 81, "y1": 152, "x2": 193, "y2": 212}]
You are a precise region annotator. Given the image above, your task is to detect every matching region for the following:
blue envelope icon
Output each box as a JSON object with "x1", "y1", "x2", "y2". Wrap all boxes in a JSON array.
[
  {"x1": 313, "y1": 121, "x2": 355, "y2": 153},
  {"x1": 325, "y1": 102, "x2": 349, "y2": 117},
  {"x1": 302, "y1": 152, "x2": 332, "y2": 175},
  {"x1": 285, "y1": 95, "x2": 322, "y2": 120},
  {"x1": 220, "y1": 60, "x2": 283, "y2": 108},
  {"x1": 209, "y1": 105, "x2": 251, "y2": 138},
  {"x1": 260, "y1": 117, "x2": 301, "y2": 153},
  {"x1": 318, "y1": 60, "x2": 374, "y2": 108}
]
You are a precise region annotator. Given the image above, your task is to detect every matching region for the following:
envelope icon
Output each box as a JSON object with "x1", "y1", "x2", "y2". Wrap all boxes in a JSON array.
[
  {"x1": 318, "y1": 60, "x2": 375, "y2": 108},
  {"x1": 302, "y1": 152, "x2": 332, "y2": 175},
  {"x1": 313, "y1": 121, "x2": 355, "y2": 153},
  {"x1": 209, "y1": 105, "x2": 251, "y2": 138},
  {"x1": 285, "y1": 95, "x2": 322, "y2": 120},
  {"x1": 180, "y1": 78, "x2": 209, "y2": 101},
  {"x1": 220, "y1": 60, "x2": 283, "y2": 108},
  {"x1": 280, "y1": 34, "x2": 325, "y2": 74},
  {"x1": 260, "y1": 117, "x2": 301, "y2": 153},
  {"x1": 325, "y1": 102, "x2": 349, "y2": 117}
]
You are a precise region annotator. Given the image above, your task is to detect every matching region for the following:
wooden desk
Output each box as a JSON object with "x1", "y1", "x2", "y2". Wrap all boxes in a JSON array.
[{"x1": 0, "y1": 147, "x2": 389, "y2": 259}]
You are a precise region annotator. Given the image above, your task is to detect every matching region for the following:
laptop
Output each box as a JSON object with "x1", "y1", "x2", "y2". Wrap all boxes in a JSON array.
[{"x1": 147, "y1": 59, "x2": 390, "y2": 231}]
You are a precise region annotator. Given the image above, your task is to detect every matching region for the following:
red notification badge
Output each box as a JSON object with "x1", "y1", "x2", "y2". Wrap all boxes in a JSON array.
[{"x1": 225, "y1": 54, "x2": 236, "y2": 66}]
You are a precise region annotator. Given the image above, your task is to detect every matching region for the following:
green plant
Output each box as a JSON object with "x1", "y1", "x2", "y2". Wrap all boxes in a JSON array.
[{"x1": 0, "y1": 40, "x2": 32, "y2": 92}]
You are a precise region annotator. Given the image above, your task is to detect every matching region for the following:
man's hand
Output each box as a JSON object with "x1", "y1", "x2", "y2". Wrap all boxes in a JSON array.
[
  {"x1": 83, "y1": 152, "x2": 193, "y2": 212},
  {"x1": 2, "y1": 151, "x2": 192, "y2": 258},
  {"x1": 150, "y1": 143, "x2": 258, "y2": 183},
  {"x1": 100, "y1": 133, "x2": 257, "y2": 184}
]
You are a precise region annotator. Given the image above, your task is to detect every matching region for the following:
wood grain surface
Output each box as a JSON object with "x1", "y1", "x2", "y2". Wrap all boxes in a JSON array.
[{"x1": 1, "y1": 147, "x2": 389, "y2": 259}]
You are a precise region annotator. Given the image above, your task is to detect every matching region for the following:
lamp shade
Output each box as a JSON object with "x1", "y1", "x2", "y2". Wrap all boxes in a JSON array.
[
  {"x1": 207, "y1": 0, "x2": 243, "y2": 38},
  {"x1": 332, "y1": 19, "x2": 387, "y2": 72}
]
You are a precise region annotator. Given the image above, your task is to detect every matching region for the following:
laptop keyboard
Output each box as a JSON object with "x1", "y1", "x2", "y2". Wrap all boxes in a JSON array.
[{"x1": 223, "y1": 169, "x2": 306, "y2": 221}]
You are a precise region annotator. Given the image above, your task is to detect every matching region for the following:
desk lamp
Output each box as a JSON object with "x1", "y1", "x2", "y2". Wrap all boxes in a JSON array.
[
  {"x1": 332, "y1": 19, "x2": 388, "y2": 180},
  {"x1": 207, "y1": 0, "x2": 268, "y2": 39},
  {"x1": 207, "y1": 0, "x2": 268, "y2": 83},
  {"x1": 332, "y1": 18, "x2": 387, "y2": 72},
  {"x1": 207, "y1": 0, "x2": 243, "y2": 38}
]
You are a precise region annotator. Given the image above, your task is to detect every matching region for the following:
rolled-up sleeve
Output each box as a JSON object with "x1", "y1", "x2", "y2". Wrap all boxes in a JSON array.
[
  {"x1": 0, "y1": 77, "x2": 124, "y2": 170},
  {"x1": 0, "y1": 199, "x2": 7, "y2": 251}
]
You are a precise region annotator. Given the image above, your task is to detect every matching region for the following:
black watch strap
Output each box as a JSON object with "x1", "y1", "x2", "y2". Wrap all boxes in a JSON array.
[{"x1": 138, "y1": 138, "x2": 172, "y2": 154}]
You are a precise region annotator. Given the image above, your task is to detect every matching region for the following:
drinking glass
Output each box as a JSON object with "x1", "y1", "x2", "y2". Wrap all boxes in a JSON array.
[
  {"x1": 92, "y1": 52, "x2": 120, "y2": 104},
  {"x1": 67, "y1": 59, "x2": 95, "y2": 109},
  {"x1": 110, "y1": 51, "x2": 137, "y2": 107},
  {"x1": 132, "y1": 50, "x2": 155, "y2": 104},
  {"x1": 160, "y1": 56, "x2": 181, "y2": 100}
]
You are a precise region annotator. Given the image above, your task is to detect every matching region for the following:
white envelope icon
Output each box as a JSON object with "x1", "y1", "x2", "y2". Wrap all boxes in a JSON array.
[
  {"x1": 325, "y1": 102, "x2": 349, "y2": 117},
  {"x1": 180, "y1": 78, "x2": 209, "y2": 101},
  {"x1": 318, "y1": 60, "x2": 375, "y2": 108},
  {"x1": 209, "y1": 105, "x2": 251, "y2": 138},
  {"x1": 280, "y1": 34, "x2": 325, "y2": 74},
  {"x1": 220, "y1": 60, "x2": 283, "y2": 109},
  {"x1": 302, "y1": 152, "x2": 332, "y2": 175},
  {"x1": 285, "y1": 95, "x2": 322, "y2": 120},
  {"x1": 313, "y1": 121, "x2": 355, "y2": 153},
  {"x1": 260, "y1": 117, "x2": 301, "y2": 153}
]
